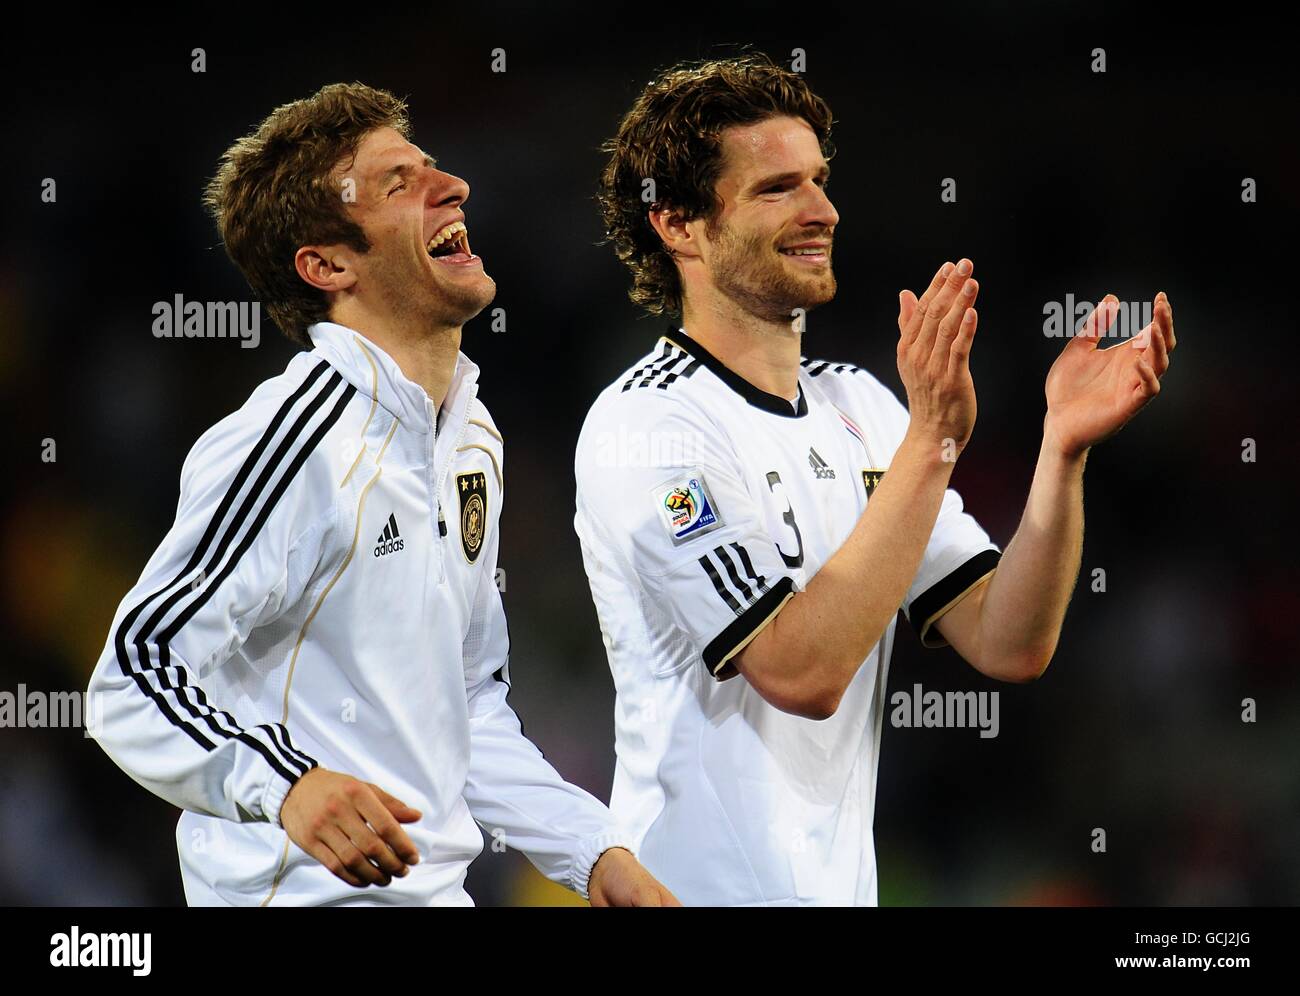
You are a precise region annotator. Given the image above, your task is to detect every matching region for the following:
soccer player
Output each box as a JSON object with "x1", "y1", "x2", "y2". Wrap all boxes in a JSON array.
[
  {"x1": 574, "y1": 55, "x2": 1175, "y2": 905},
  {"x1": 86, "y1": 83, "x2": 677, "y2": 907}
]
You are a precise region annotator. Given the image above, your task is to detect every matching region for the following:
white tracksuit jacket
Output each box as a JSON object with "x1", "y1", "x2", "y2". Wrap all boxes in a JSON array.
[{"x1": 86, "y1": 321, "x2": 631, "y2": 905}]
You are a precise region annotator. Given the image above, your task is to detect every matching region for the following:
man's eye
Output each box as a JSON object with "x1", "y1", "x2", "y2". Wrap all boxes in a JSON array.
[{"x1": 389, "y1": 183, "x2": 406, "y2": 197}]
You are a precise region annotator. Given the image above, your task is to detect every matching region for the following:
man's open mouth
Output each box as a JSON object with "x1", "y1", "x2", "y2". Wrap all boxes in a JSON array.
[{"x1": 426, "y1": 221, "x2": 472, "y2": 260}]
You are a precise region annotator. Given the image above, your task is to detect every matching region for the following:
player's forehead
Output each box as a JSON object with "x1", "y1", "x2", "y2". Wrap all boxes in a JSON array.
[
  {"x1": 716, "y1": 115, "x2": 827, "y2": 184},
  {"x1": 350, "y1": 127, "x2": 433, "y2": 181}
]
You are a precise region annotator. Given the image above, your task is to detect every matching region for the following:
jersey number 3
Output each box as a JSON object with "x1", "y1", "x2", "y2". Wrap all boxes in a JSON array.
[{"x1": 765, "y1": 471, "x2": 804, "y2": 569}]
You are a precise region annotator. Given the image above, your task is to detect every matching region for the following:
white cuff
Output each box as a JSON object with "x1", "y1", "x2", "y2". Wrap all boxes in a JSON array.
[{"x1": 570, "y1": 830, "x2": 638, "y2": 901}]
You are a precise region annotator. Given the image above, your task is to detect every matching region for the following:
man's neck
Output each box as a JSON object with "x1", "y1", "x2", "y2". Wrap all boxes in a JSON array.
[
  {"x1": 680, "y1": 296, "x2": 803, "y2": 402},
  {"x1": 332, "y1": 304, "x2": 462, "y2": 409}
]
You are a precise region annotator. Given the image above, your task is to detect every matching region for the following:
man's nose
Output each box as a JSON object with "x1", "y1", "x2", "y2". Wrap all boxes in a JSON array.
[
  {"x1": 803, "y1": 182, "x2": 838, "y2": 229},
  {"x1": 426, "y1": 169, "x2": 469, "y2": 208}
]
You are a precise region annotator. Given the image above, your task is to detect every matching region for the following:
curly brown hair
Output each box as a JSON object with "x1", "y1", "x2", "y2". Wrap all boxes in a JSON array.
[
  {"x1": 598, "y1": 54, "x2": 835, "y2": 317},
  {"x1": 203, "y1": 82, "x2": 411, "y2": 346}
]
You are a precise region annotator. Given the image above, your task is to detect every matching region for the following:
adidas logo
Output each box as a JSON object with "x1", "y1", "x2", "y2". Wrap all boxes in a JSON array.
[
  {"x1": 809, "y1": 447, "x2": 836, "y2": 480},
  {"x1": 373, "y1": 513, "x2": 405, "y2": 557}
]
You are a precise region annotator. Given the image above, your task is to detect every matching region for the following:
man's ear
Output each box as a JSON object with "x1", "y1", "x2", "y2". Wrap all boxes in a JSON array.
[
  {"x1": 295, "y1": 245, "x2": 358, "y2": 294},
  {"x1": 647, "y1": 206, "x2": 701, "y2": 260}
]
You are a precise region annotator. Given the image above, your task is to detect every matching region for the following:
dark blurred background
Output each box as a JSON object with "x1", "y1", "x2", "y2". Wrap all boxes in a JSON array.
[{"x1": 2, "y1": 4, "x2": 1296, "y2": 905}]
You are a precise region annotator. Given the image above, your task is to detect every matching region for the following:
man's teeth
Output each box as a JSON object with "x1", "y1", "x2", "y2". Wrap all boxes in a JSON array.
[
  {"x1": 781, "y1": 247, "x2": 826, "y2": 255},
  {"x1": 427, "y1": 221, "x2": 468, "y2": 255}
]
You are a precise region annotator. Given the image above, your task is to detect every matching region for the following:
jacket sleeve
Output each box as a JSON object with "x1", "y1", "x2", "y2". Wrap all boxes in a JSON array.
[
  {"x1": 86, "y1": 364, "x2": 352, "y2": 826},
  {"x1": 460, "y1": 469, "x2": 634, "y2": 901}
]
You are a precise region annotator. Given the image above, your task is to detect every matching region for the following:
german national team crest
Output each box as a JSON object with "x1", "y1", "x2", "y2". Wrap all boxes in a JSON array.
[
  {"x1": 456, "y1": 471, "x2": 488, "y2": 563},
  {"x1": 654, "y1": 470, "x2": 722, "y2": 546},
  {"x1": 862, "y1": 468, "x2": 886, "y2": 498}
]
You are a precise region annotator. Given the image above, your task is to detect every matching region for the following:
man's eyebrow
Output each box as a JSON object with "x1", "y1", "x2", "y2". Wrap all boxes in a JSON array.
[{"x1": 375, "y1": 153, "x2": 438, "y2": 186}]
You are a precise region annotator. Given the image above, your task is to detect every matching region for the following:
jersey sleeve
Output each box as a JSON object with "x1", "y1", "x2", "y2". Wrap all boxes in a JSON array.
[
  {"x1": 836, "y1": 367, "x2": 1002, "y2": 648},
  {"x1": 459, "y1": 442, "x2": 634, "y2": 900},
  {"x1": 901, "y1": 488, "x2": 1001, "y2": 647},
  {"x1": 85, "y1": 367, "x2": 350, "y2": 826},
  {"x1": 575, "y1": 394, "x2": 798, "y2": 680}
]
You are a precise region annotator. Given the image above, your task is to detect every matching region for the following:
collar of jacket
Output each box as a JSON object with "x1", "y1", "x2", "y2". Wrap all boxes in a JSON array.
[{"x1": 307, "y1": 321, "x2": 480, "y2": 435}]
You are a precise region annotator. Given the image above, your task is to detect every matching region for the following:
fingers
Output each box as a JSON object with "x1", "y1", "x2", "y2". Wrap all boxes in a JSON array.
[
  {"x1": 897, "y1": 289, "x2": 918, "y2": 333},
  {"x1": 337, "y1": 806, "x2": 409, "y2": 880},
  {"x1": 304, "y1": 840, "x2": 366, "y2": 889},
  {"x1": 364, "y1": 785, "x2": 422, "y2": 865},
  {"x1": 913, "y1": 258, "x2": 975, "y2": 362},
  {"x1": 929, "y1": 275, "x2": 978, "y2": 372},
  {"x1": 1069, "y1": 294, "x2": 1118, "y2": 351},
  {"x1": 1140, "y1": 313, "x2": 1169, "y2": 376},
  {"x1": 899, "y1": 261, "x2": 952, "y2": 348},
  {"x1": 946, "y1": 303, "x2": 979, "y2": 380},
  {"x1": 1133, "y1": 354, "x2": 1160, "y2": 410},
  {"x1": 1154, "y1": 291, "x2": 1176, "y2": 351},
  {"x1": 370, "y1": 784, "x2": 423, "y2": 824},
  {"x1": 319, "y1": 824, "x2": 391, "y2": 886}
]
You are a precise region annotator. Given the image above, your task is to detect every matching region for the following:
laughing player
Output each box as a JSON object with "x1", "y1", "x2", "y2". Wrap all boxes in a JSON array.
[
  {"x1": 86, "y1": 83, "x2": 676, "y2": 906},
  {"x1": 574, "y1": 55, "x2": 1175, "y2": 905}
]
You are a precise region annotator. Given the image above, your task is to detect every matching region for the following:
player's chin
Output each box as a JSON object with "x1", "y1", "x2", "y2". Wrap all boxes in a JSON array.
[
  {"x1": 428, "y1": 256, "x2": 492, "y2": 289},
  {"x1": 435, "y1": 271, "x2": 497, "y2": 324},
  {"x1": 788, "y1": 273, "x2": 837, "y2": 311}
]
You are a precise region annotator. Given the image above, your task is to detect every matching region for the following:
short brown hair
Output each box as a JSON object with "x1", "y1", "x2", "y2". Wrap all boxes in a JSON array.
[
  {"x1": 203, "y1": 82, "x2": 411, "y2": 346},
  {"x1": 598, "y1": 54, "x2": 835, "y2": 316}
]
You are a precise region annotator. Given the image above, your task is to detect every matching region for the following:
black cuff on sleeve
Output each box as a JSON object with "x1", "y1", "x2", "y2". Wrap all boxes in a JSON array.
[
  {"x1": 702, "y1": 577, "x2": 797, "y2": 681},
  {"x1": 909, "y1": 549, "x2": 1001, "y2": 648}
]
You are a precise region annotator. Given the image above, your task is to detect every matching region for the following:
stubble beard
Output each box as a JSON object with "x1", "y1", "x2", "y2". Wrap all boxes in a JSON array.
[
  {"x1": 371, "y1": 248, "x2": 496, "y2": 335},
  {"x1": 707, "y1": 217, "x2": 836, "y2": 327}
]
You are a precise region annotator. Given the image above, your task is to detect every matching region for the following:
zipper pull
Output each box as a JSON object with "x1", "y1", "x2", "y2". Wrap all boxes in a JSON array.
[{"x1": 438, "y1": 503, "x2": 447, "y2": 537}]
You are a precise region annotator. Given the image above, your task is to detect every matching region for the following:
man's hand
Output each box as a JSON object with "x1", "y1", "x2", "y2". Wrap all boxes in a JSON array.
[
  {"x1": 897, "y1": 258, "x2": 981, "y2": 455},
  {"x1": 588, "y1": 847, "x2": 682, "y2": 907},
  {"x1": 1043, "y1": 291, "x2": 1176, "y2": 457},
  {"x1": 279, "y1": 767, "x2": 422, "y2": 888}
]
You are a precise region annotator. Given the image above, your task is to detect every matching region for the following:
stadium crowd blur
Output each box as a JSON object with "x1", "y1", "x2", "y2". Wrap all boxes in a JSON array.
[{"x1": 3, "y1": 9, "x2": 1295, "y2": 905}]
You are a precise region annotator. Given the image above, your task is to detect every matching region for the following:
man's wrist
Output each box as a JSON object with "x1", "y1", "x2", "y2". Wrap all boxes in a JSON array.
[
  {"x1": 1042, "y1": 413, "x2": 1090, "y2": 466},
  {"x1": 572, "y1": 832, "x2": 636, "y2": 900}
]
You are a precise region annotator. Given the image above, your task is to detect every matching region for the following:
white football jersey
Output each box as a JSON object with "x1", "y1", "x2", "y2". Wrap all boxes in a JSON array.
[
  {"x1": 573, "y1": 328, "x2": 1001, "y2": 906},
  {"x1": 87, "y1": 321, "x2": 631, "y2": 905}
]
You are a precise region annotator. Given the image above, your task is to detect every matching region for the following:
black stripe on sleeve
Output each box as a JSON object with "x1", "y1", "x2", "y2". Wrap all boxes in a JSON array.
[
  {"x1": 698, "y1": 552, "x2": 743, "y2": 613},
  {"x1": 908, "y1": 549, "x2": 1001, "y2": 647},
  {"x1": 702, "y1": 577, "x2": 797, "y2": 680},
  {"x1": 715, "y1": 545, "x2": 755, "y2": 603},
  {"x1": 729, "y1": 542, "x2": 767, "y2": 592},
  {"x1": 133, "y1": 372, "x2": 346, "y2": 773},
  {"x1": 155, "y1": 382, "x2": 356, "y2": 779},
  {"x1": 114, "y1": 367, "x2": 352, "y2": 786},
  {"x1": 112, "y1": 360, "x2": 332, "y2": 753}
]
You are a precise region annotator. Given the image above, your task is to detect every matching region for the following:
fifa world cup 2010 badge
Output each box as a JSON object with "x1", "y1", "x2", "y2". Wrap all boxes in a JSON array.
[
  {"x1": 654, "y1": 471, "x2": 722, "y2": 546},
  {"x1": 457, "y1": 471, "x2": 488, "y2": 563}
]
